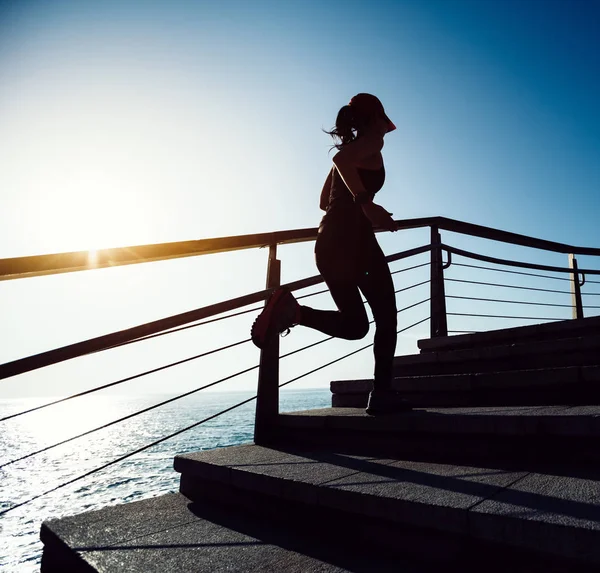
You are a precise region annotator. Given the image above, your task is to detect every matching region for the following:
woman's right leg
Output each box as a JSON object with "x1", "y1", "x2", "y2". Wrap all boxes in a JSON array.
[
  {"x1": 297, "y1": 237, "x2": 370, "y2": 340},
  {"x1": 298, "y1": 277, "x2": 369, "y2": 340}
]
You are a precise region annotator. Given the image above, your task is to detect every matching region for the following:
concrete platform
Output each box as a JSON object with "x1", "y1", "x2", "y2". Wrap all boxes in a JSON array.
[
  {"x1": 40, "y1": 491, "x2": 412, "y2": 572},
  {"x1": 175, "y1": 444, "x2": 600, "y2": 568}
]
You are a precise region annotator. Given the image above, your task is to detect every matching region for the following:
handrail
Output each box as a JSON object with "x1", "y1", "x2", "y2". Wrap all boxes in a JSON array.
[
  {"x1": 3, "y1": 216, "x2": 599, "y2": 282},
  {"x1": 443, "y1": 244, "x2": 600, "y2": 276},
  {"x1": 434, "y1": 217, "x2": 600, "y2": 256},
  {"x1": 0, "y1": 244, "x2": 432, "y2": 381},
  {"x1": 0, "y1": 227, "x2": 318, "y2": 281}
]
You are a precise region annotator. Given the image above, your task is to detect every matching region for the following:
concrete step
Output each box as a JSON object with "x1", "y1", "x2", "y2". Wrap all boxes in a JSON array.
[
  {"x1": 40, "y1": 491, "x2": 411, "y2": 572},
  {"x1": 393, "y1": 334, "x2": 600, "y2": 376},
  {"x1": 418, "y1": 315, "x2": 600, "y2": 354},
  {"x1": 274, "y1": 406, "x2": 600, "y2": 465},
  {"x1": 331, "y1": 365, "x2": 600, "y2": 408},
  {"x1": 175, "y1": 444, "x2": 600, "y2": 570}
]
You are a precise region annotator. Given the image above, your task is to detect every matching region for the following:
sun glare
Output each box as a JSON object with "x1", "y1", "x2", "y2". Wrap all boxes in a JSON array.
[
  {"x1": 37, "y1": 181, "x2": 156, "y2": 254},
  {"x1": 87, "y1": 249, "x2": 99, "y2": 266},
  {"x1": 14, "y1": 395, "x2": 125, "y2": 449}
]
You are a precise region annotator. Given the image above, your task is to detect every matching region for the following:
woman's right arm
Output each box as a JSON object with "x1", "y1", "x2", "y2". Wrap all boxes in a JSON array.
[
  {"x1": 319, "y1": 167, "x2": 334, "y2": 211},
  {"x1": 332, "y1": 135, "x2": 398, "y2": 232}
]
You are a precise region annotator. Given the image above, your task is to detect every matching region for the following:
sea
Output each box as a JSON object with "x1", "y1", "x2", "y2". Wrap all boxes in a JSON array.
[{"x1": 0, "y1": 388, "x2": 331, "y2": 572}]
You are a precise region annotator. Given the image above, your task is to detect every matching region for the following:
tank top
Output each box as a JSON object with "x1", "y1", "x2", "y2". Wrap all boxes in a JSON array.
[{"x1": 319, "y1": 165, "x2": 385, "y2": 234}]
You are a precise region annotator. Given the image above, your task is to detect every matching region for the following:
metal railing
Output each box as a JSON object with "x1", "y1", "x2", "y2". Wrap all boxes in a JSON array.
[{"x1": 2, "y1": 216, "x2": 600, "y2": 517}]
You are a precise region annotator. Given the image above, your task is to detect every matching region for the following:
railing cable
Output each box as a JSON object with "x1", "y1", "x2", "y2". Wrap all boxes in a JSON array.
[
  {"x1": 0, "y1": 338, "x2": 250, "y2": 423},
  {"x1": 103, "y1": 270, "x2": 426, "y2": 350},
  {"x1": 450, "y1": 262, "x2": 572, "y2": 282},
  {"x1": 90, "y1": 276, "x2": 410, "y2": 353},
  {"x1": 2, "y1": 276, "x2": 430, "y2": 423},
  {"x1": 2, "y1": 297, "x2": 432, "y2": 469},
  {"x1": 295, "y1": 264, "x2": 430, "y2": 302},
  {"x1": 1, "y1": 315, "x2": 430, "y2": 516},
  {"x1": 391, "y1": 261, "x2": 430, "y2": 276},
  {"x1": 0, "y1": 361, "x2": 262, "y2": 469},
  {"x1": 396, "y1": 279, "x2": 430, "y2": 293},
  {"x1": 279, "y1": 316, "x2": 430, "y2": 389},
  {"x1": 0, "y1": 344, "x2": 327, "y2": 467},
  {"x1": 282, "y1": 298, "x2": 430, "y2": 362},
  {"x1": 102, "y1": 306, "x2": 265, "y2": 352},
  {"x1": 0, "y1": 394, "x2": 259, "y2": 517},
  {"x1": 446, "y1": 295, "x2": 599, "y2": 309},
  {"x1": 446, "y1": 277, "x2": 573, "y2": 295},
  {"x1": 448, "y1": 312, "x2": 566, "y2": 321}
]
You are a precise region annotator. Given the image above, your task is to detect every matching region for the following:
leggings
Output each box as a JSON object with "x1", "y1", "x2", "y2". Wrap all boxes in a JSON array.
[{"x1": 298, "y1": 228, "x2": 397, "y2": 390}]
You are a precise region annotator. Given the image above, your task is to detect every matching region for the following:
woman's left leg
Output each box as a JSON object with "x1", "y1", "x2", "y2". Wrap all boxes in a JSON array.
[{"x1": 357, "y1": 236, "x2": 398, "y2": 391}]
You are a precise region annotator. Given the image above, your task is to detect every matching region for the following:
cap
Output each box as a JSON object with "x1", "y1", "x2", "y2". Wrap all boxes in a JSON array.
[{"x1": 349, "y1": 93, "x2": 396, "y2": 132}]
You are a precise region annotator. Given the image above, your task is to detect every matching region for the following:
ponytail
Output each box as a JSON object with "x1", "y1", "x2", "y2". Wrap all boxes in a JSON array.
[{"x1": 324, "y1": 104, "x2": 367, "y2": 150}]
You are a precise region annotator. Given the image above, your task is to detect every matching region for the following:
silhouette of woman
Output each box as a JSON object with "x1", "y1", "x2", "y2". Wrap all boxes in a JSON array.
[{"x1": 251, "y1": 93, "x2": 410, "y2": 415}]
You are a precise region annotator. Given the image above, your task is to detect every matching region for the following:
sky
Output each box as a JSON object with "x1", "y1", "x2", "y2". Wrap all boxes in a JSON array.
[{"x1": 1, "y1": 0, "x2": 600, "y2": 400}]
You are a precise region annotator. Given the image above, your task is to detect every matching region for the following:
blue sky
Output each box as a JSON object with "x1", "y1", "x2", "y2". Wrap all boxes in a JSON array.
[{"x1": 1, "y1": 0, "x2": 600, "y2": 398}]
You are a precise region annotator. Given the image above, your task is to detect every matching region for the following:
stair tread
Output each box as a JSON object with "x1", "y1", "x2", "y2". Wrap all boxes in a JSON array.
[
  {"x1": 276, "y1": 405, "x2": 600, "y2": 436},
  {"x1": 395, "y1": 333, "x2": 600, "y2": 368},
  {"x1": 175, "y1": 444, "x2": 600, "y2": 564},
  {"x1": 418, "y1": 316, "x2": 600, "y2": 353},
  {"x1": 331, "y1": 365, "x2": 600, "y2": 394},
  {"x1": 41, "y1": 491, "x2": 407, "y2": 572}
]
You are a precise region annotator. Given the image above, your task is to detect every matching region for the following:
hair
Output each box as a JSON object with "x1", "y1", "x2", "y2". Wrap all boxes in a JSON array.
[{"x1": 324, "y1": 105, "x2": 368, "y2": 150}]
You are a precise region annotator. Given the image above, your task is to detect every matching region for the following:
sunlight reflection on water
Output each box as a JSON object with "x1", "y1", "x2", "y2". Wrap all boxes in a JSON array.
[{"x1": 0, "y1": 389, "x2": 330, "y2": 572}]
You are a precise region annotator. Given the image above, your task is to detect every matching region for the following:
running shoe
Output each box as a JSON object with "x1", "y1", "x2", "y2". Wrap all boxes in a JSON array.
[
  {"x1": 251, "y1": 287, "x2": 300, "y2": 349},
  {"x1": 365, "y1": 389, "x2": 412, "y2": 416}
]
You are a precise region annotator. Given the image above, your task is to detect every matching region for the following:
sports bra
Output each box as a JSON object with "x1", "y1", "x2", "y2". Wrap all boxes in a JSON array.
[
  {"x1": 327, "y1": 164, "x2": 385, "y2": 207},
  {"x1": 319, "y1": 164, "x2": 385, "y2": 234}
]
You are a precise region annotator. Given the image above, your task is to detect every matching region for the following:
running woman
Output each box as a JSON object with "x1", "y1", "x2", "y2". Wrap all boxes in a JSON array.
[{"x1": 251, "y1": 93, "x2": 410, "y2": 415}]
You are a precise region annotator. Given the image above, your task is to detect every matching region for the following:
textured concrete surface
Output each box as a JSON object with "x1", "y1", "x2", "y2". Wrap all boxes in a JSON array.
[
  {"x1": 470, "y1": 471, "x2": 600, "y2": 563},
  {"x1": 175, "y1": 445, "x2": 600, "y2": 564},
  {"x1": 175, "y1": 445, "x2": 397, "y2": 502},
  {"x1": 43, "y1": 443, "x2": 600, "y2": 570},
  {"x1": 41, "y1": 492, "x2": 410, "y2": 572},
  {"x1": 317, "y1": 457, "x2": 527, "y2": 534}
]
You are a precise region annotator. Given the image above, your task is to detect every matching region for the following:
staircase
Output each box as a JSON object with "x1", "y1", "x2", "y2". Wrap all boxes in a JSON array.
[
  {"x1": 332, "y1": 314, "x2": 600, "y2": 408},
  {"x1": 40, "y1": 317, "x2": 600, "y2": 572}
]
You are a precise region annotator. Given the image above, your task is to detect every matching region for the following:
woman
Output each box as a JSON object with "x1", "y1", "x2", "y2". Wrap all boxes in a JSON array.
[{"x1": 251, "y1": 93, "x2": 410, "y2": 415}]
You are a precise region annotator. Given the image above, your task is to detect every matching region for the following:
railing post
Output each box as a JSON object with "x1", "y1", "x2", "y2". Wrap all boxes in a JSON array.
[
  {"x1": 254, "y1": 243, "x2": 281, "y2": 445},
  {"x1": 569, "y1": 253, "x2": 584, "y2": 320},
  {"x1": 430, "y1": 226, "x2": 448, "y2": 338}
]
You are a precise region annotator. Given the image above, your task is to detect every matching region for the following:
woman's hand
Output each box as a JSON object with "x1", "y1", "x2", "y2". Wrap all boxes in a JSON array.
[{"x1": 361, "y1": 202, "x2": 399, "y2": 232}]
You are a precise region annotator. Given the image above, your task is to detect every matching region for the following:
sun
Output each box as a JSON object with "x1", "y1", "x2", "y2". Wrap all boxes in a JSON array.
[{"x1": 38, "y1": 179, "x2": 156, "y2": 255}]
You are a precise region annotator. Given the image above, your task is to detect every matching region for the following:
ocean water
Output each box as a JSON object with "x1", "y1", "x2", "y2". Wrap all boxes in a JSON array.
[{"x1": 0, "y1": 388, "x2": 331, "y2": 572}]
